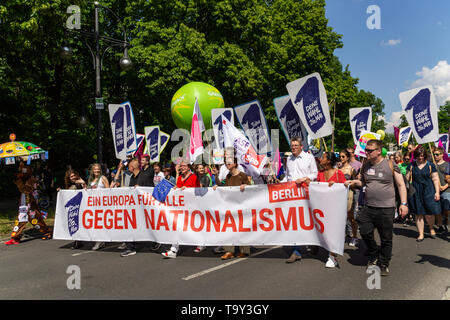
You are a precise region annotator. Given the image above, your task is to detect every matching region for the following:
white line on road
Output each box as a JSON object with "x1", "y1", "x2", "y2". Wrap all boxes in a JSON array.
[
  {"x1": 71, "y1": 244, "x2": 120, "y2": 256},
  {"x1": 182, "y1": 246, "x2": 282, "y2": 281}
]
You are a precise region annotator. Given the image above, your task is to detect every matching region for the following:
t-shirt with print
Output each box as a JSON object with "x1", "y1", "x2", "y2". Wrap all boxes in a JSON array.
[{"x1": 361, "y1": 159, "x2": 400, "y2": 208}]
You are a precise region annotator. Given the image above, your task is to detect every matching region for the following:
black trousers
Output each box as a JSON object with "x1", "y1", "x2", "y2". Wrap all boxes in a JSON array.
[{"x1": 356, "y1": 206, "x2": 395, "y2": 267}]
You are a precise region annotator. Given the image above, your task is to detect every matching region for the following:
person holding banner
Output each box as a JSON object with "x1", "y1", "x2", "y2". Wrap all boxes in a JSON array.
[
  {"x1": 161, "y1": 159, "x2": 200, "y2": 258},
  {"x1": 345, "y1": 140, "x2": 408, "y2": 276},
  {"x1": 282, "y1": 137, "x2": 318, "y2": 263},
  {"x1": 212, "y1": 156, "x2": 250, "y2": 260},
  {"x1": 88, "y1": 163, "x2": 110, "y2": 251},
  {"x1": 317, "y1": 152, "x2": 347, "y2": 268},
  {"x1": 57, "y1": 169, "x2": 86, "y2": 250},
  {"x1": 153, "y1": 162, "x2": 164, "y2": 186},
  {"x1": 140, "y1": 155, "x2": 155, "y2": 186},
  {"x1": 406, "y1": 146, "x2": 441, "y2": 241}
]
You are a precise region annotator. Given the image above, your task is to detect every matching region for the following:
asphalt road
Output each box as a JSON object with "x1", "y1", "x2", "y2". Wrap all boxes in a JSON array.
[{"x1": 0, "y1": 224, "x2": 449, "y2": 301}]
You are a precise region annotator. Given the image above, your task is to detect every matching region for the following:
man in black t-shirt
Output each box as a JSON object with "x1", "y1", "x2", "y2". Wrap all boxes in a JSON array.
[
  {"x1": 140, "y1": 155, "x2": 155, "y2": 186},
  {"x1": 121, "y1": 159, "x2": 153, "y2": 257},
  {"x1": 129, "y1": 159, "x2": 153, "y2": 187}
]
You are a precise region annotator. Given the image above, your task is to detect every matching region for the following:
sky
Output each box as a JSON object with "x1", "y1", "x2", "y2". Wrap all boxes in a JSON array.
[{"x1": 325, "y1": 0, "x2": 450, "y2": 133}]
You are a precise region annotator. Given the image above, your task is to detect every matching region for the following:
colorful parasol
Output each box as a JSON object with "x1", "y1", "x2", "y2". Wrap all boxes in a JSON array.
[{"x1": 0, "y1": 134, "x2": 47, "y2": 164}]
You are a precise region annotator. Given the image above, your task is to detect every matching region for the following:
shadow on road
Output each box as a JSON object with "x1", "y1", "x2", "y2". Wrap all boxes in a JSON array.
[
  {"x1": 415, "y1": 254, "x2": 450, "y2": 270},
  {"x1": 393, "y1": 225, "x2": 418, "y2": 239}
]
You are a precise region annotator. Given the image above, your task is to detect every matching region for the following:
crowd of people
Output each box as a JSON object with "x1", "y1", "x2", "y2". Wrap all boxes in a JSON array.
[{"x1": 4, "y1": 139, "x2": 449, "y2": 277}]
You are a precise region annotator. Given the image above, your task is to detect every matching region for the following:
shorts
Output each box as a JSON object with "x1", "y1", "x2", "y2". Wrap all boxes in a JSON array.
[{"x1": 441, "y1": 192, "x2": 450, "y2": 212}]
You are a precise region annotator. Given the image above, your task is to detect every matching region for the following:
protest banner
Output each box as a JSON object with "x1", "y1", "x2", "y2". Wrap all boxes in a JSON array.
[
  {"x1": 211, "y1": 108, "x2": 234, "y2": 149},
  {"x1": 349, "y1": 107, "x2": 372, "y2": 144},
  {"x1": 212, "y1": 149, "x2": 224, "y2": 164},
  {"x1": 234, "y1": 100, "x2": 271, "y2": 154},
  {"x1": 354, "y1": 131, "x2": 381, "y2": 158},
  {"x1": 122, "y1": 101, "x2": 138, "y2": 155},
  {"x1": 286, "y1": 73, "x2": 332, "y2": 139},
  {"x1": 54, "y1": 182, "x2": 348, "y2": 255},
  {"x1": 398, "y1": 126, "x2": 412, "y2": 146},
  {"x1": 144, "y1": 126, "x2": 160, "y2": 163},
  {"x1": 108, "y1": 104, "x2": 127, "y2": 160},
  {"x1": 399, "y1": 86, "x2": 439, "y2": 144},
  {"x1": 273, "y1": 95, "x2": 308, "y2": 150}
]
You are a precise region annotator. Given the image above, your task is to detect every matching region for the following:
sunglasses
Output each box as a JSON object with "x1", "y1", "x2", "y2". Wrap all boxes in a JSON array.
[
  {"x1": 433, "y1": 153, "x2": 441, "y2": 156},
  {"x1": 365, "y1": 148, "x2": 378, "y2": 154}
]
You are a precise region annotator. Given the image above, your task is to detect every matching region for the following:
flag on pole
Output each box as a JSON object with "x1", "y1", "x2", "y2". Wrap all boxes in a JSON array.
[
  {"x1": 393, "y1": 126, "x2": 400, "y2": 144},
  {"x1": 189, "y1": 97, "x2": 204, "y2": 164},
  {"x1": 221, "y1": 114, "x2": 267, "y2": 178}
]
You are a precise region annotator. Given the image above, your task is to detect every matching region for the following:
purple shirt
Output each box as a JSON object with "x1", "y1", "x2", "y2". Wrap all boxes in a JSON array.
[{"x1": 349, "y1": 159, "x2": 362, "y2": 174}]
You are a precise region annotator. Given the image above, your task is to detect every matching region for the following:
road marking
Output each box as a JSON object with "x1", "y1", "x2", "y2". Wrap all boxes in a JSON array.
[
  {"x1": 182, "y1": 246, "x2": 281, "y2": 281},
  {"x1": 71, "y1": 244, "x2": 120, "y2": 256}
]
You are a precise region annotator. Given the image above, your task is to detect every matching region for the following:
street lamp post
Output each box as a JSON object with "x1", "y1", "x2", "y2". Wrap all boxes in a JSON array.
[{"x1": 61, "y1": 2, "x2": 132, "y2": 165}]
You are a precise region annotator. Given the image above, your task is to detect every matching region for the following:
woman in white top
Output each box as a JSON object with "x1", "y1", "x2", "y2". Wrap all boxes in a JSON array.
[{"x1": 88, "y1": 163, "x2": 109, "y2": 250}]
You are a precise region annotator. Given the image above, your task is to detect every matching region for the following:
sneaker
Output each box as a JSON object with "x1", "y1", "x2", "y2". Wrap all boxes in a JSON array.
[
  {"x1": 349, "y1": 238, "x2": 359, "y2": 247},
  {"x1": 117, "y1": 243, "x2": 127, "y2": 250},
  {"x1": 151, "y1": 242, "x2": 162, "y2": 251},
  {"x1": 92, "y1": 242, "x2": 105, "y2": 251},
  {"x1": 367, "y1": 258, "x2": 378, "y2": 269},
  {"x1": 161, "y1": 250, "x2": 177, "y2": 259},
  {"x1": 120, "y1": 249, "x2": 136, "y2": 257},
  {"x1": 286, "y1": 252, "x2": 302, "y2": 263},
  {"x1": 213, "y1": 246, "x2": 225, "y2": 254},
  {"x1": 325, "y1": 255, "x2": 339, "y2": 268},
  {"x1": 5, "y1": 239, "x2": 20, "y2": 245},
  {"x1": 380, "y1": 265, "x2": 390, "y2": 276},
  {"x1": 194, "y1": 246, "x2": 206, "y2": 253}
]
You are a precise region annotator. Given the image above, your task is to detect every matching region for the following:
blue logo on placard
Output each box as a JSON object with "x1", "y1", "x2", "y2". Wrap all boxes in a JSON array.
[
  {"x1": 280, "y1": 98, "x2": 304, "y2": 140},
  {"x1": 400, "y1": 127, "x2": 411, "y2": 143},
  {"x1": 294, "y1": 76, "x2": 326, "y2": 134},
  {"x1": 148, "y1": 128, "x2": 159, "y2": 161},
  {"x1": 214, "y1": 110, "x2": 233, "y2": 148},
  {"x1": 241, "y1": 103, "x2": 268, "y2": 150},
  {"x1": 125, "y1": 104, "x2": 135, "y2": 149},
  {"x1": 405, "y1": 89, "x2": 433, "y2": 139},
  {"x1": 111, "y1": 107, "x2": 125, "y2": 152},
  {"x1": 65, "y1": 192, "x2": 83, "y2": 236},
  {"x1": 351, "y1": 109, "x2": 370, "y2": 140}
]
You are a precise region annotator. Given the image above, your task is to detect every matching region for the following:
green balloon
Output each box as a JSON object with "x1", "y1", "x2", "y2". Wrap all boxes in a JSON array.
[
  {"x1": 171, "y1": 82, "x2": 225, "y2": 130},
  {"x1": 382, "y1": 148, "x2": 387, "y2": 157}
]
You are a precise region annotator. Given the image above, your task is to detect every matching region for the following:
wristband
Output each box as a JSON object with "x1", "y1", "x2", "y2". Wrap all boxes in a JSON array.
[{"x1": 401, "y1": 202, "x2": 408, "y2": 206}]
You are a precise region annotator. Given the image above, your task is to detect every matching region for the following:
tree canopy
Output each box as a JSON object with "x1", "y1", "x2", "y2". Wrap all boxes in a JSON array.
[{"x1": 1, "y1": 0, "x2": 393, "y2": 177}]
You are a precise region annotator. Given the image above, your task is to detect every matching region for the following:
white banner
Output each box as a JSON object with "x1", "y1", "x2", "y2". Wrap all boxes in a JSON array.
[
  {"x1": 399, "y1": 86, "x2": 439, "y2": 144},
  {"x1": 349, "y1": 107, "x2": 372, "y2": 144},
  {"x1": 286, "y1": 72, "x2": 332, "y2": 139},
  {"x1": 54, "y1": 182, "x2": 348, "y2": 255}
]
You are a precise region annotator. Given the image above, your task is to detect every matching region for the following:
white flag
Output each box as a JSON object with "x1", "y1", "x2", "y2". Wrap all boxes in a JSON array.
[{"x1": 221, "y1": 115, "x2": 267, "y2": 178}]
